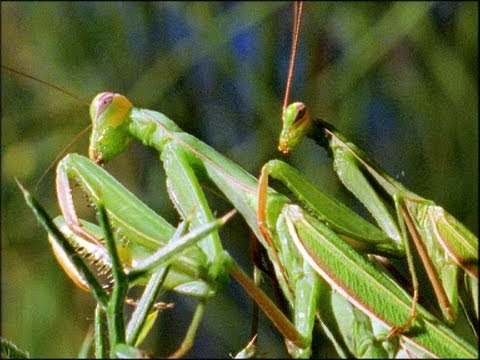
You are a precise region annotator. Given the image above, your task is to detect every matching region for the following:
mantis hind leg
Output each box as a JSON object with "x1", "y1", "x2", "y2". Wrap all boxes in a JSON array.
[{"x1": 399, "y1": 196, "x2": 458, "y2": 324}]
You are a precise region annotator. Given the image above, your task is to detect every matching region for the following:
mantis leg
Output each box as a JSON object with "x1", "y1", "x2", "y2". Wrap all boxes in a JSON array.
[
  {"x1": 54, "y1": 153, "x2": 214, "y2": 296},
  {"x1": 258, "y1": 159, "x2": 403, "y2": 257},
  {"x1": 332, "y1": 136, "x2": 477, "y2": 324}
]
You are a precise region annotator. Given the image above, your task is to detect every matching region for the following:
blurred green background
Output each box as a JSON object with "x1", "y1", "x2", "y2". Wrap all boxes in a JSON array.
[{"x1": 1, "y1": 2, "x2": 477, "y2": 358}]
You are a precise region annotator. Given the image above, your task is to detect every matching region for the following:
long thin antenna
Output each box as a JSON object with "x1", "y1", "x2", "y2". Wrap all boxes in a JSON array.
[
  {"x1": 2, "y1": 65, "x2": 93, "y2": 189},
  {"x1": 35, "y1": 125, "x2": 92, "y2": 191},
  {"x1": 2, "y1": 65, "x2": 90, "y2": 106},
  {"x1": 282, "y1": 1, "x2": 304, "y2": 122}
]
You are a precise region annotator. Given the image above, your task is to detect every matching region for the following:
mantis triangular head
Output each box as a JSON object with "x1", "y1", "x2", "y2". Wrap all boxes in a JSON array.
[
  {"x1": 278, "y1": 102, "x2": 311, "y2": 154},
  {"x1": 89, "y1": 92, "x2": 133, "y2": 163}
]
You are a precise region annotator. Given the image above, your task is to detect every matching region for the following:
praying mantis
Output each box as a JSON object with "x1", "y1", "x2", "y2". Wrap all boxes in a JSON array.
[
  {"x1": 262, "y1": 104, "x2": 478, "y2": 321},
  {"x1": 14, "y1": 91, "x2": 479, "y2": 358},
  {"x1": 255, "y1": 1, "x2": 478, "y2": 355},
  {"x1": 2, "y1": 1, "x2": 476, "y2": 358}
]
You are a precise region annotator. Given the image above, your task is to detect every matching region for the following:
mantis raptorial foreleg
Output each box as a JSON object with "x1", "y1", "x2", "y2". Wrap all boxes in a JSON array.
[
  {"x1": 53, "y1": 154, "x2": 215, "y2": 296},
  {"x1": 18, "y1": 176, "x2": 238, "y2": 357},
  {"x1": 44, "y1": 152, "x2": 308, "y2": 356}
]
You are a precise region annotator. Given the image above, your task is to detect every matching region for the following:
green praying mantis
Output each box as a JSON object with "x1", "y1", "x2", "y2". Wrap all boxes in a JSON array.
[
  {"x1": 15, "y1": 89, "x2": 478, "y2": 358},
  {"x1": 255, "y1": 1, "x2": 478, "y2": 356},
  {"x1": 264, "y1": 103, "x2": 478, "y2": 323},
  {"x1": 3, "y1": 2, "x2": 478, "y2": 358},
  {"x1": 258, "y1": 101, "x2": 479, "y2": 355}
]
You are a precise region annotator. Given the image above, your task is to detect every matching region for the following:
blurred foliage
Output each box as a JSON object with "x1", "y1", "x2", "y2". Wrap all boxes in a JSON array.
[
  {"x1": 1, "y1": 337, "x2": 31, "y2": 359},
  {"x1": 1, "y1": 1, "x2": 477, "y2": 358}
]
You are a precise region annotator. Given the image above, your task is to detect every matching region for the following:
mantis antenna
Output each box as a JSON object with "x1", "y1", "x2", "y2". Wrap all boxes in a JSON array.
[
  {"x1": 35, "y1": 125, "x2": 93, "y2": 191},
  {"x1": 2, "y1": 65, "x2": 90, "y2": 105},
  {"x1": 282, "y1": 1, "x2": 304, "y2": 123},
  {"x1": 2, "y1": 65, "x2": 92, "y2": 190}
]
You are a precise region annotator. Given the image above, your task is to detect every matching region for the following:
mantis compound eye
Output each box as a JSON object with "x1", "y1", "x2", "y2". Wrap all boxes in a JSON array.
[
  {"x1": 292, "y1": 102, "x2": 307, "y2": 125},
  {"x1": 94, "y1": 92, "x2": 115, "y2": 120},
  {"x1": 278, "y1": 102, "x2": 311, "y2": 154}
]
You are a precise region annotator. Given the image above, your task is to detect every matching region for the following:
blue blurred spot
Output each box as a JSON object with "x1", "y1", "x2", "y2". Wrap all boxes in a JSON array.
[
  {"x1": 230, "y1": 28, "x2": 258, "y2": 62},
  {"x1": 362, "y1": 82, "x2": 403, "y2": 171},
  {"x1": 429, "y1": 2, "x2": 458, "y2": 35}
]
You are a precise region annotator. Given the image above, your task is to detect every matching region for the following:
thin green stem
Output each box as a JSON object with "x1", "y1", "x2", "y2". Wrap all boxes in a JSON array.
[
  {"x1": 97, "y1": 201, "x2": 128, "y2": 356},
  {"x1": 16, "y1": 179, "x2": 109, "y2": 306},
  {"x1": 128, "y1": 210, "x2": 236, "y2": 281},
  {"x1": 126, "y1": 266, "x2": 169, "y2": 346},
  {"x1": 167, "y1": 300, "x2": 207, "y2": 359},
  {"x1": 94, "y1": 305, "x2": 108, "y2": 358}
]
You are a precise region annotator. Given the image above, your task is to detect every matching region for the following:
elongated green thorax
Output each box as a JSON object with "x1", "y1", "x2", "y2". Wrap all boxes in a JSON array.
[{"x1": 89, "y1": 92, "x2": 133, "y2": 163}]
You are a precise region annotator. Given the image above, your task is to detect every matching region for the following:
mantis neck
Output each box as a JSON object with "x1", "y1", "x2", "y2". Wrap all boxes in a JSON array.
[{"x1": 308, "y1": 118, "x2": 336, "y2": 153}]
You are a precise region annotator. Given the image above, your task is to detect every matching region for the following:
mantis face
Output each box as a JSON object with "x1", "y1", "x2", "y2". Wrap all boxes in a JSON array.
[
  {"x1": 278, "y1": 102, "x2": 312, "y2": 154},
  {"x1": 89, "y1": 92, "x2": 133, "y2": 163}
]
